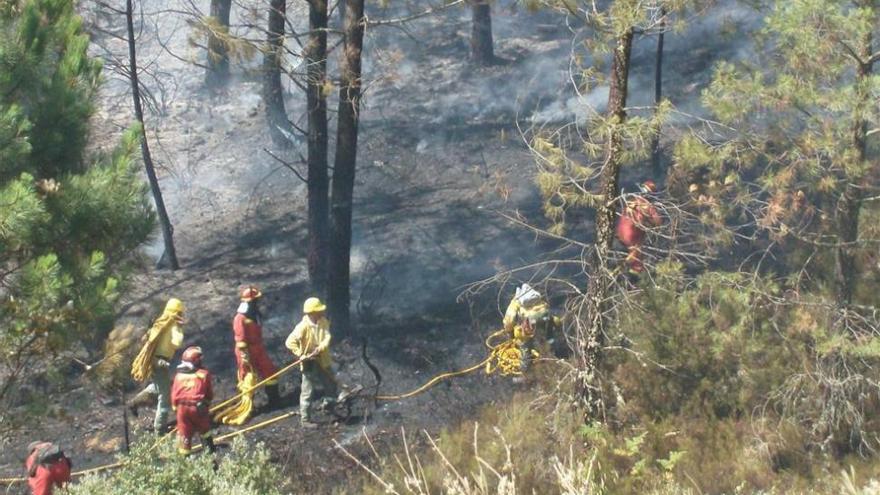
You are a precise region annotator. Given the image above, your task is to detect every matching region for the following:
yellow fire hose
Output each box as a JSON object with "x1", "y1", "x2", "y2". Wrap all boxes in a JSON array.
[{"x1": 0, "y1": 332, "x2": 531, "y2": 485}]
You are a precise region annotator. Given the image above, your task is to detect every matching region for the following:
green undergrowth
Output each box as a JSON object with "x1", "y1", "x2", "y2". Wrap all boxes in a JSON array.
[
  {"x1": 346, "y1": 387, "x2": 880, "y2": 494},
  {"x1": 66, "y1": 438, "x2": 287, "y2": 495}
]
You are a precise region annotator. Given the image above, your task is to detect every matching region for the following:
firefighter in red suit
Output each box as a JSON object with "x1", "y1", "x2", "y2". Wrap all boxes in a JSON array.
[
  {"x1": 233, "y1": 286, "x2": 282, "y2": 409},
  {"x1": 616, "y1": 180, "x2": 662, "y2": 274},
  {"x1": 25, "y1": 442, "x2": 71, "y2": 495},
  {"x1": 171, "y1": 346, "x2": 216, "y2": 455}
]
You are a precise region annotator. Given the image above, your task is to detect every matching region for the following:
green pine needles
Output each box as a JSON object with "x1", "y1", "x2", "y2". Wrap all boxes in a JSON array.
[{"x1": 0, "y1": 0, "x2": 154, "y2": 425}]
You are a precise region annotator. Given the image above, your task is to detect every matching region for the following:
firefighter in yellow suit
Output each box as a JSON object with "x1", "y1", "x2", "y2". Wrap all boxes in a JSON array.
[
  {"x1": 129, "y1": 298, "x2": 186, "y2": 434},
  {"x1": 286, "y1": 297, "x2": 336, "y2": 427},
  {"x1": 503, "y1": 284, "x2": 557, "y2": 374}
]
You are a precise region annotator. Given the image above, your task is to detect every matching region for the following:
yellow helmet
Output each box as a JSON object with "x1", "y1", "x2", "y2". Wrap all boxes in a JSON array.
[
  {"x1": 165, "y1": 298, "x2": 185, "y2": 314},
  {"x1": 303, "y1": 297, "x2": 326, "y2": 314}
]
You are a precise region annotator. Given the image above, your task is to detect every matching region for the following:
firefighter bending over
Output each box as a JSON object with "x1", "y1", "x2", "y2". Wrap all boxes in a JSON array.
[
  {"x1": 24, "y1": 442, "x2": 71, "y2": 495},
  {"x1": 503, "y1": 283, "x2": 559, "y2": 375}
]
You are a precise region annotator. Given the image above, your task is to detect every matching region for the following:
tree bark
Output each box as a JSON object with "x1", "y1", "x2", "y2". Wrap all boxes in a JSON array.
[
  {"x1": 205, "y1": 0, "x2": 232, "y2": 88},
  {"x1": 834, "y1": 30, "x2": 872, "y2": 308},
  {"x1": 470, "y1": 0, "x2": 494, "y2": 65},
  {"x1": 578, "y1": 28, "x2": 634, "y2": 422},
  {"x1": 126, "y1": 0, "x2": 179, "y2": 270},
  {"x1": 328, "y1": 0, "x2": 365, "y2": 337},
  {"x1": 263, "y1": 0, "x2": 293, "y2": 146},
  {"x1": 650, "y1": 10, "x2": 666, "y2": 175},
  {"x1": 307, "y1": 0, "x2": 330, "y2": 297}
]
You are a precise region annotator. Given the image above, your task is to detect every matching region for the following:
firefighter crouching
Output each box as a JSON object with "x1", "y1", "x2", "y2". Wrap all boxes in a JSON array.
[
  {"x1": 25, "y1": 442, "x2": 71, "y2": 495},
  {"x1": 171, "y1": 346, "x2": 216, "y2": 455}
]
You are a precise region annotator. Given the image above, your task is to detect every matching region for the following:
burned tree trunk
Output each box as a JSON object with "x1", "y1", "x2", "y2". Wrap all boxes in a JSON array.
[
  {"x1": 205, "y1": 0, "x2": 232, "y2": 88},
  {"x1": 834, "y1": 31, "x2": 873, "y2": 308},
  {"x1": 328, "y1": 0, "x2": 365, "y2": 337},
  {"x1": 307, "y1": 0, "x2": 330, "y2": 297},
  {"x1": 470, "y1": 0, "x2": 494, "y2": 65},
  {"x1": 126, "y1": 0, "x2": 179, "y2": 270},
  {"x1": 263, "y1": 0, "x2": 293, "y2": 146},
  {"x1": 577, "y1": 28, "x2": 634, "y2": 422},
  {"x1": 650, "y1": 10, "x2": 666, "y2": 175}
]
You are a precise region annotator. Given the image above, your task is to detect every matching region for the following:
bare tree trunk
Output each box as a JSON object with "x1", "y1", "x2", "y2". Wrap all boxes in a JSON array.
[
  {"x1": 470, "y1": 0, "x2": 494, "y2": 65},
  {"x1": 126, "y1": 0, "x2": 179, "y2": 270},
  {"x1": 834, "y1": 31, "x2": 873, "y2": 308},
  {"x1": 650, "y1": 10, "x2": 666, "y2": 176},
  {"x1": 263, "y1": 0, "x2": 293, "y2": 146},
  {"x1": 577, "y1": 28, "x2": 634, "y2": 422},
  {"x1": 307, "y1": 0, "x2": 330, "y2": 297},
  {"x1": 205, "y1": 0, "x2": 232, "y2": 88},
  {"x1": 328, "y1": 0, "x2": 365, "y2": 337}
]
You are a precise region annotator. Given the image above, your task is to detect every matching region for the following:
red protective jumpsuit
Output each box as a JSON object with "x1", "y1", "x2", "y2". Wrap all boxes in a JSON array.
[
  {"x1": 233, "y1": 313, "x2": 278, "y2": 384},
  {"x1": 616, "y1": 195, "x2": 661, "y2": 273},
  {"x1": 171, "y1": 368, "x2": 214, "y2": 454},
  {"x1": 26, "y1": 444, "x2": 71, "y2": 495}
]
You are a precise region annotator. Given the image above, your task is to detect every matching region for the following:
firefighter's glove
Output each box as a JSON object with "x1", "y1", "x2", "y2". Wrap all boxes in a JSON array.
[{"x1": 197, "y1": 401, "x2": 209, "y2": 415}]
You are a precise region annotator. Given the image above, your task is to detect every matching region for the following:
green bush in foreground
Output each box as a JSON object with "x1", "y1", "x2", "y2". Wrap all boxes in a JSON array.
[{"x1": 68, "y1": 438, "x2": 286, "y2": 495}]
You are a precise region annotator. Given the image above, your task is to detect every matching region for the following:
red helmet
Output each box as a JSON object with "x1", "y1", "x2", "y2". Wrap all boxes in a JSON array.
[
  {"x1": 181, "y1": 346, "x2": 203, "y2": 366},
  {"x1": 240, "y1": 285, "x2": 262, "y2": 302},
  {"x1": 639, "y1": 180, "x2": 657, "y2": 194}
]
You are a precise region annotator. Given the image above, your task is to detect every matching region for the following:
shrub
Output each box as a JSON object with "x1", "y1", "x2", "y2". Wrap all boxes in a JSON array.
[{"x1": 67, "y1": 438, "x2": 286, "y2": 495}]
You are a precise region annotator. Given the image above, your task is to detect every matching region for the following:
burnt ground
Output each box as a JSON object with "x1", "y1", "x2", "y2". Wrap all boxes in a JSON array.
[{"x1": 0, "y1": 0, "x2": 759, "y2": 492}]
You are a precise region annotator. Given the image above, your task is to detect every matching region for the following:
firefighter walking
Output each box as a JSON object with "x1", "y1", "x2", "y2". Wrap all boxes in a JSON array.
[
  {"x1": 129, "y1": 298, "x2": 186, "y2": 434},
  {"x1": 233, "y1": 286, "x2": 282, "y2": 409},
  {"x1": 286, "y1": 297, "x2": 337, "y2": 427},
  {"x1": 171, "y1": 346, "x2": 216, "y2": 455}
]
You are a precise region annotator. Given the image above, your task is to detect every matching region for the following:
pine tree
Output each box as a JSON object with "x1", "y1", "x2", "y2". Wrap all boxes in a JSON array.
[
  {"x1": 328, "y1": 0, "x2": 366, "y2": 337},
  {"x1": 205, "y1": 0, "x2": 233, "y2": 88},
  {"x1": 688, "y1": 0, "x2": 879, "y2": 308},
  {"x1": 528, "y1": 0, "x2": 704, "y2": 422},
  {"x1": 0, "y1": 0, "x2": 153, "y2": 418},
  {"x1": 306, "y1": 0, "x2": 330, "y2": 298}
]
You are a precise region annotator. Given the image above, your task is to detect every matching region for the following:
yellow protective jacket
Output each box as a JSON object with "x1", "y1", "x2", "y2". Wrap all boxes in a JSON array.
[
  {"x1": 503, "y1": 298, "x2": 550, "y2": 342},
  {"x1": 131, "y1": 310, "x2": 184, "y2": 382},
  {"x1": 151, "y1": 322, "x2": 184, "y2": 360},
  {"x1": 286, "y1": 315, "x2": 332, "y2": 370}
]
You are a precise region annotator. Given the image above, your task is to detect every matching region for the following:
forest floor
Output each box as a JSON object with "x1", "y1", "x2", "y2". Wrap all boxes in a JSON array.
[{"x1": 0, "y1": 0, "x2": 757, "y2": 492}]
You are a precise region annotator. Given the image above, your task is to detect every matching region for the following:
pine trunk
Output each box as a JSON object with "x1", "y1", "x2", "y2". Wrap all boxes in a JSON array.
[
  {"x1": 307, "y1": 0, "x2": 330, "y2": 297},
  {"x1": 328, "y1": 0, "x2": 365, "y2": 337},
  {"x1": 834, "y1": 31, "x2": 873, "y2": 308},
  {"x1": 577, "y1": 28, "x2": 633, "y2": 422},
  {"x1": 126, "y1": 0, "x2": 179, "y2": 270},
  {"x1": 650, "y1": 11, "x2": 665, "y2": 175},
  {"x1": 263, "y1": 0, "x2": 292, "y2": 146},
  {"x1": 470, "y1": 0, "x2": 494, "y2": 65},
  {"x1": 205, "y1": 0, "x2": 232, "y2": 88}
]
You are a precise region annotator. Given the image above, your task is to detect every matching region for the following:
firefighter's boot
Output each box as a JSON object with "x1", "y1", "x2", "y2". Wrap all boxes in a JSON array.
[{"x1": 203, "y1": 434, "x2": 217, "y2": 454}]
